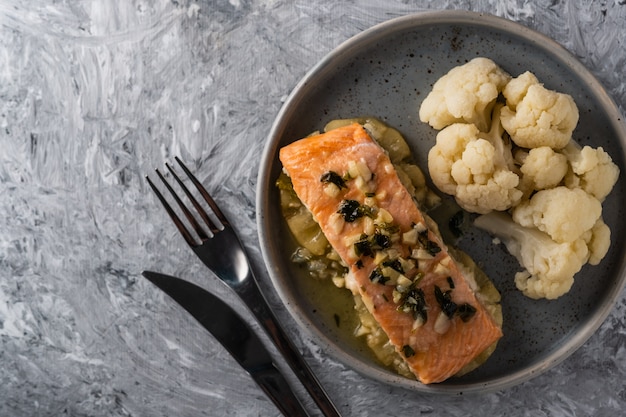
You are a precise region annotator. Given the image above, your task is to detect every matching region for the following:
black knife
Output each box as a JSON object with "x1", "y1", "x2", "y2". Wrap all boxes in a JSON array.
[{"x1": 142, "y1": 270, "x2": 310, "y2": 417}]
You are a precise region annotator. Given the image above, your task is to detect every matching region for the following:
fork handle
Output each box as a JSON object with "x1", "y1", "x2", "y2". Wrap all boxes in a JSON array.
[{"x1": 237, "y1": 275, "x2": 342, "y2": 417}]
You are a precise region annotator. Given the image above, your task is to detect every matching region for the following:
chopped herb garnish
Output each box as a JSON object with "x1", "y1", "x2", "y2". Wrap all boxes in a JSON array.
[
  {"x1": 382, "y1": 259, "x2": 403, "y2": 273},
  {"x1": 381, "y1": 223, "x2": 400, "y2": 234},
  {"x1": 434, "y1": 285, "x2": 457, "y2": 318},
  {"x1": 365, "y1": 192, "x2": 376, "y2": 197},
  {"x1": 402, "y1": 345, "x2": 416, "y2": 358},
  {"x1": 369, "y1": 267, "x2": 388, "y2": 284},
  {"x1": 449, "y1": 210, "x2": 467, "y2": 238},
  {"x1": 398, "y1": 286, "x2": 428, "y2": 322},
  {"x1": 354, "y1": 236, "x2": 373, "y2": 257},
  {"x1": 373, "y1": 232, "x2": 392, "y2": 249},
  {"x1": 320, "y1": 171, "x2": 347, "y2": 189},
  {"x1": 433, "y1": 285, "x2": 476, "y2": 322},
  {"x1": 333, "y1": 313, "x2": 341, "y2": 327},
  {"x1": 418, "y1": 230, "x2": 441, "y2": 256},
  {"x1": 457, "y1": 303, "x2": 477, "y2": 322},
  {"x1": 447, "y1": 276, "x2": 455, "y2": 289},
  {"x1": 355, "y1": 260, "x2": 364, "y2": 269},
  {"x1": 337, "y1": 199, "x2": 363, "y2": 222},
  {"x1": 337, "y1": 200, "x2": 374, "y2": 222}
]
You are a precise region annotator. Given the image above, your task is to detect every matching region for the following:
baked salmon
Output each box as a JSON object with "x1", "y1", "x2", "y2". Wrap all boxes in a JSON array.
[{"x1": 279, "y1": 123, "x2": 502, "y2": 384}]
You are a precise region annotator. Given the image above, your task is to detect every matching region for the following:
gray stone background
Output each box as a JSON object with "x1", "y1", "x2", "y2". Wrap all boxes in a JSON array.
[{"x1": 1, "y1": 1, "x2": 624, "y2": 416}]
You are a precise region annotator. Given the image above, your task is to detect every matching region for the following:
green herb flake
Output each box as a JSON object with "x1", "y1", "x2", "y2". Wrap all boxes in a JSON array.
[
  {"x1": 402, "y1": 345, "x2": 416, "y2": 358},
  {"x1": 354, "y1": 236, "x2": 373, "y2": 257},
  {"x1": 382, "y1": 259, "x2": 403, "y2": 273},
  {"x1": 447, "y1": 276, "x2": 455, "y2": 289},
  {"x1": 398, "y1": 286, "x2": 428, "y2": 322},
  {"x1": 373, "y1": 232, "x2": 392, "y2": 249},
  {"x1": 449, "y1": 210, "x2": 467, "y2": 238},
  {"x1": 320, "y1": 171, "x2": 347, "y2": 189},
  {"x1": 333, "y1": 313, "x2": 341, "y2": 327},
  {"x1": 418, "y1": 230, "x2": 441, "y2": 256},
  {"x1": 457, "y1": 303, "x2": 477, "y2": 322},
  {"x1": 434, "y1": 285, "x2": 457, "y2": 318},
  {"x1": 337, "y1": 199, "x2": 363, "y2": 222},
  {"x1": 369, "y1": 267, "x2": 388, "y2": 285}
]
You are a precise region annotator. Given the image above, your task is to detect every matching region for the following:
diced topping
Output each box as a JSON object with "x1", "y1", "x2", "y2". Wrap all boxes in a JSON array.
[
  {"x1": 402, "y1": 345, "x2": 416, "y2": 358},
  {"x1": 411, "y1": 248, "x2": 434, "y2": 261},
  {"x1": 402, "y1": 228, "x2": 419, "y2": 245},
  {"x1": 323, "y1": 183, "x2": 342, "y2": 198},
  {"x1": 348, "y1": 160, "x2": 373, "y2": 181},
  {"x1": 396, "y1": 283, "x2": 428, "y2": 323},
  {"x1": 447, "y1": 276, "x2": 455, "y2": 289},
  {"x1": 376, "y1": 208, "x2": 394, "y2": 224},
  {"x1": 434, "y1": 311, "x2": 451, "y2": 334},
  {"x1": 321, "y1": 152, "x2": 476, "y2": 332},
  {"x1": 434, "y1": 285, "x2": 458, "y2": 318},
  {"x1": 369, "y1": 267, "x2": 389, "y2": 284},
  {"x1": 433, "y1": 284, "x2": 478, "y2": 328},
  {"x1": 328, "y1": 212, "x2": 345, "y2": 235},
  {"x1": 320, "y1": 171, "x2": 347, "y2": 189},
  {"x1": 354, "y1": 234, "x2": 374, "y2": 257},
  {"x1": 337, "y1": 199, "x2": 374, "y2": 222},
  {"x1": 457, "y1": 303, "x2": 477, "y2": 322},
  {"x1": 418, "y1": 230, "x2": 441, "y2": 256}
]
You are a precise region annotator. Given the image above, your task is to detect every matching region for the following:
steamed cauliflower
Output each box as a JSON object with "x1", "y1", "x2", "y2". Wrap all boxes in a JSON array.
[
  {"x1": 419, "y1": 58, "x2": 620, "y2": 301},
  {"x1": 511, "y1": 187, "x2": 602, "y2": 243},
  {"x1": 500, "y1": 71, "x2": 579, "y2": 149},
  {"x1": 419, "y1": 57, "x2": 511, "y2": 132},
  {"x1": 475, "y1": 212, "x2": 588, "y2": 300},
  {"x1": 560, "y1": 141, "x2": 620, "y2": 201},
  {"x1": 428, "y1": 105, "x2": 522, "y2": 214},
  {"x1": 518, "y1": 146, "x2": 568, "y2": 192},
  {"x1": 583, "y1": 219, "x2": 611, "y2": 266}
]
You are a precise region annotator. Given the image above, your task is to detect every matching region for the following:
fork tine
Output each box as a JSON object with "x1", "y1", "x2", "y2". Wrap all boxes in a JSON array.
[
  {"x1": 164, "y1": 162, "x2": 222, "y2": 235},
  {"x1": 145, "y1": 174, "x2": 198, "y2": 247},
  {"x1": 174, "y1": 156, "x2": 230, "y2": 227},
  {"x1": 154, "y1": 167, "x2": 213, "y2": 242}
]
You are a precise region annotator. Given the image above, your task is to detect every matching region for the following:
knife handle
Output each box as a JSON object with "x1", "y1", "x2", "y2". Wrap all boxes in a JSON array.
[{"x1": 237, "y1": 276, "x2": 342, "y2": 417}]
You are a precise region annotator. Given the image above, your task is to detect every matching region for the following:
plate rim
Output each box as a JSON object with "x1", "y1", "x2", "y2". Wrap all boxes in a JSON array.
[{"x1": 256, "y1": 9, "x2": 626, "y2": 394}]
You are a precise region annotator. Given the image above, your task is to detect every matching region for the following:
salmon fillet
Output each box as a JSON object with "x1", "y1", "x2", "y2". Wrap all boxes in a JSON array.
[{"x1": 279, "y1": 123, "x2": 502, "y2": 384}]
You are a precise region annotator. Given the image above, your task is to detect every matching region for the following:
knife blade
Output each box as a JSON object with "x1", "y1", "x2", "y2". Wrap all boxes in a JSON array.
[{"x1": 142, "y1": 270, "x2": 310, "y2": 417}]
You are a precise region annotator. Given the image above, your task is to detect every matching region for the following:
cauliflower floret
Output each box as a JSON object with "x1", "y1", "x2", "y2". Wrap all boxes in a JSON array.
[
  {"x1": 428, "y1": 104, "x2": 521, "y2": 214},
  {"x1": 582, "y1": 218, "x2": 611, "y2": 265},
  {"x1": 455, "y1": 168, "x2": 522, "y2": 214},
  {"x1": 419, "y1": 57, "x2": 511, "y2": 132},
  {"x1": 512, "y1": 186, "x2": 602, "y2": 243},
  {"x1": 560, "y1": 141, "x2": 620, "y2": 201},
  {"x1": 475, "y1": 212, "x2": 589, "y2": 300},
  {"x1": 427, "y1": 123, "x2": 478, "y2": 195},
  {"x1": 500, "y1": 71, "x2": 579, "y2": 149},
  {"x1": 518, "y1": 146, "x2": 568, "y2": 191}
]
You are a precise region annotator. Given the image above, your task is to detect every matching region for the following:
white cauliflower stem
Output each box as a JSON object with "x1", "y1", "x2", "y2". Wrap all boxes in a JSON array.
[
  {"x1": 474, "y1": 212, "x2": 588, "y2": 300},
  {"x1": 419, "y1": 57, "x2": 511, "y2": 132},
  {"x1": 500, "y1": 71, "x2": 579, "y2": 149}
]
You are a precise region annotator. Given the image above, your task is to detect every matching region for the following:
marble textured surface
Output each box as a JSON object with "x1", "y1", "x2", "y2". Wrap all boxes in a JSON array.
[{"x1": 1, "y1": 1, "x2": 625, "y2": 416}]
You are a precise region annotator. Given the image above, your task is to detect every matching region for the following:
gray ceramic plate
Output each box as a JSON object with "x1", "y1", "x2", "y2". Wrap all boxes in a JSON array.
[{"x1": 256, "y1": 10, "x2": 626, "y2": 394}]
